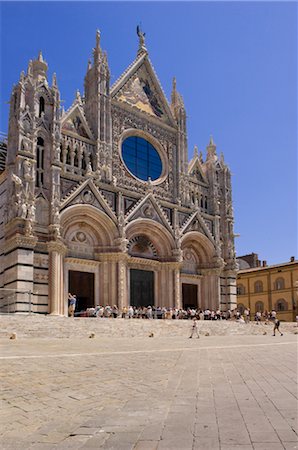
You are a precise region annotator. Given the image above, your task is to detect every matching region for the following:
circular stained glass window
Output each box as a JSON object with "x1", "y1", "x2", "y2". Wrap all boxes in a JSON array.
[{"x1": 122, "y1": 136, "x2": 162, "y2": 181}]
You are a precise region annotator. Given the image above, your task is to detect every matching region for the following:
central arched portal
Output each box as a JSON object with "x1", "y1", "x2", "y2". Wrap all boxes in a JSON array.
[
  {"x1": 126, "y1": 219, "x2": 175, "y2": 308},
  {"x1": 181, "y1": 231, "x2": 218, "y2": 311}
]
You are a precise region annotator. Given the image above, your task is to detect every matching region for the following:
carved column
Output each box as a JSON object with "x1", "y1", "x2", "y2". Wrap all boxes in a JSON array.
[
  {"x1": 47, "y1": 241, "x2": 67, "y2": 315},
  {"x1": 174, "y1": 266, "x2": 182, "y2": 309},
  {"x1": 118, "y1": 257, "x2": 128, "y2": 310}
]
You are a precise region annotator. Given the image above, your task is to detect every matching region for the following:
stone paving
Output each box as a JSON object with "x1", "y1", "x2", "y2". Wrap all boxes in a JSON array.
[{"x1": 0, "y1": 329, "x2": 297, "y2": 449}]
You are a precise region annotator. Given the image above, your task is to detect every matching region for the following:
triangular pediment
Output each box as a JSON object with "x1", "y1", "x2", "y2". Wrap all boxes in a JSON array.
[
  {"x1": 111, "y1": 54, "x2": 176, "y2": 127},
  {"x1": 60, "y1": 179, "x2": 117, "y2": 224},
  {"x1": 188, "y1": 158, "x2": 208, "y2": 185},
  {"x1": 61, "y1": 104, "x2": 94, "y2": 140},
  {"x1": 181, "y1": 211, "x2": 214, "y2": 243},
  {"x1": 125, "y1": 193, "x2": 173, "y2": 233}
]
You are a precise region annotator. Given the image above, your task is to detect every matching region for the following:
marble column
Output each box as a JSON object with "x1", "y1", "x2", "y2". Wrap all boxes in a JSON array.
[
  {"x1": 47, "y1": 241, "x2": 67, "y2": 315},
  {"x1": 118, "y1": 258, "x2": 128, "y2": 311}
]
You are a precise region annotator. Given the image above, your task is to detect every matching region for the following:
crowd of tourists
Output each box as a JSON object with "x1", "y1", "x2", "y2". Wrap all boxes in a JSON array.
[{"x1": 73, "y1": 303, "x2": 279, "y2": 323}]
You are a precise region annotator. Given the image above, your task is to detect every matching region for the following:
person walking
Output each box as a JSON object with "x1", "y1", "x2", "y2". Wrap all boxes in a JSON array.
[
  {"x1": 189, "y1": 318, "x2": 200, "y2": 338},
  {"x1": 272, "y1": 317, "x2": 283, "y2": 336}
]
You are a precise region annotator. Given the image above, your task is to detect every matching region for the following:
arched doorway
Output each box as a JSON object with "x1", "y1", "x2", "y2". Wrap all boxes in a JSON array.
[
  {"x1": 181, "y1": 231, "x2": 216, "y2": 310},
  {"x1": 126, "y1": 219, "x2": 175, "y2": 308},
  {"x1": 60, "y1": 205, "x2": 119, "y2": 313}
]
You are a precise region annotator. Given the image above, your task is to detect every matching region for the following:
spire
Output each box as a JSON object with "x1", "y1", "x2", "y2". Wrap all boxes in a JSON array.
[
  {"x1": 31, "y1": 51, "x2": 48, "y2": 80},
  {"x1": 87, "y1": 59, "x2": 92, "y2": 71},
  {"x1": 209, "y1": 135, "x2": 215, "y2": 146},
  {"x1": 171, "y1": 77, "x2": 177, "y2": 105},
  {"x1": 194, "y1": 145, "x2": 198, "y2": 158},
  {"x1": 75, "y1": 89, "x2": 82, "y2": 104},
  {"x1": 199, "y1": 151, "x2": 204, "y2": 163},
  {"x1": 136, "y1": 25, "x2": 147, "y2": 55},
  {"x1": 37, "y1": 50, "x2": 44, "y2": 62},
  {"x1": 93, "y1": 29, "x2": 102, "y2": 64},
  {"x1": 171, "y1": 77, "x2": 185, "y2": 111},
  {"x1": 207, "y1": 134, "x2": 217, "y2": 161},
  {"x1": 52, "y1": 72, "x2": 57, "y2": 87}
]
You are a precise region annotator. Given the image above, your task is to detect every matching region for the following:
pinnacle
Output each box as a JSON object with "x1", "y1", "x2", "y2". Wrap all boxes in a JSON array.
[{"x1": 209, "y1": 135, "x2": 215, "y2": 146}]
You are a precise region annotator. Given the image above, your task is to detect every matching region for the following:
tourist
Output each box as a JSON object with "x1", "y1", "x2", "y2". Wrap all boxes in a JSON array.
[
  {"x1": 244, "y1": 308, "x2": 250, "y2": 323},
  {"x1": 121, "y1": 306, "x2": 127, "y2": 318},
  {"x1": 128, "y1": 305, "x2": 134, "y2": 319},
  {"x1": 255, "y1": 311, "x2": 262, "y2": 324},
  {"x1": 68, "y1": 293, "x2": 76, "y2": 317},
  {"x1": 272, "y1": 317, "x2": 283, "y2": 336},
  {"x1": 189, "y1": 318, "x2": 200, "y2": 338}
]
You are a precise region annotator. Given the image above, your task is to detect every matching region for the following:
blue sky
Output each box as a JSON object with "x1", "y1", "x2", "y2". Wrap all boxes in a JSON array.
[{"x1": 0, "y1": 1, "x2": 297, "y2": 264}]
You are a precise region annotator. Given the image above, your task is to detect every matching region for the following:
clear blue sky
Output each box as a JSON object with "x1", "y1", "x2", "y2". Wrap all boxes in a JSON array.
[{"x1": 0, "y1": 1, "x2": 297, "y2": 265}]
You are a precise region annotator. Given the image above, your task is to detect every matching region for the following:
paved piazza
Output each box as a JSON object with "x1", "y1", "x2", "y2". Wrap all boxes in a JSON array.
[{"x1": 0, "y1": 334, "x2": 297, "y2": 450}]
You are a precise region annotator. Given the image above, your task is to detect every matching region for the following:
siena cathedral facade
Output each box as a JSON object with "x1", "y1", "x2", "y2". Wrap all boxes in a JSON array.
[{"x1": 0, "y1": 31, "x2": 237, "y2": 315}]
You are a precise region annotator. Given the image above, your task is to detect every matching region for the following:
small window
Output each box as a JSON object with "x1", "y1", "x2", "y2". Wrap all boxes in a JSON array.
[
  {"x1": 254, "y1": 280, "x2": 263, "y2": 293},
  {"x1": 255, "y1": 301, "x2": 264, "y2": 312},
  {"x1": 275, "y1": 277, "x2": 285, "y2": 290},
  {"x1": 39, "y1": 97, "x2": 45, "y2": 117},
  {"x1": 276, "y1": 299, "x2": 287, "y2": 311},
  {"x1": 237, "y1": 284, "x2": 245, "y2": 295}
]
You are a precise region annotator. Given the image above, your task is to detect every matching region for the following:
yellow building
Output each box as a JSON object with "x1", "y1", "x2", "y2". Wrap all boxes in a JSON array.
[{"x1": 237, "y1": 256, "x2": 298, "y2": 322}]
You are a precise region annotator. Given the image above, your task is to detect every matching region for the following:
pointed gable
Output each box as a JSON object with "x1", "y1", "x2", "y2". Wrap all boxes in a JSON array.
[
  {"x1": 111, "y1": 54, "x2": 176, "y2": 127},
  {"x1": 181, "y1": 211, "x2": 215, "y2": 243},
  {"x1": 125, "y1": 193, "x2": 173, "y2": 234},
  {"x1": 188, "y1": 157, "x2": 208, "y2": 185},
  {"x1": 61, "y1": 103, "x2": 94, "y2": 141},
  {"x1": 60, "y1": 179, "x2": 117, "y2": 224}
]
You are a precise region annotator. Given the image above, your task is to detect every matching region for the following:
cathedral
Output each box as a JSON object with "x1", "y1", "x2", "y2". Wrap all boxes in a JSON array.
[{"x1": 0, "y1": 30, "x2": 237, "y2": 315}]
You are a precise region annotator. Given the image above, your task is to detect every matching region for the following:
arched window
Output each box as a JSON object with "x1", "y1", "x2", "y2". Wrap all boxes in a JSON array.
[
  {"x1": 200, "y1": 196, "x2": 203, "y2": 208},
  {"x1": 60, "y1": 144, "x2": 63, "y2": 163},
  {"x1": 81, "y1": 152, "x2": 87, "y2": 171},
  {"x1": 39, "y1": 97, "x2": 45, "y2": 117},
  {"x1": 74, "y1": 147, "x2": 79, "y2": 167},
  {"x1": 254, "y1": 280, "x2": 263, "y2": 293},
  {"x1": 204, "y1": 197, "x2": 208, "y2": 210},
  {"x1": 275, "y1": 277, "x2": 285, "y2": 290},
  {"x1": 275, "y1": 299, "x2": 288, "y2": 311},
  {"x1": 255, "y1": 301, "x2": 264, "y2": 312},
  {"x1": 36, "y1": 137, "x2": 44, "y2": 187},
  {"x1": 66, "y1": 145, "x2": 71, "y2": 165},
  {"x1": 237, "y1": 284, "x2": 245, "y2": 295}
]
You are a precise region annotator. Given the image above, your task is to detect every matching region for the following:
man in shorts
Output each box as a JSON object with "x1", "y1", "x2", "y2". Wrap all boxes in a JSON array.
[{"x1": 272, "y1": 317, "x2": 283, "y2": 336}]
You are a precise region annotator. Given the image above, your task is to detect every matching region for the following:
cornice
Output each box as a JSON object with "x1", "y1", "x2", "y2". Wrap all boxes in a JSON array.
[
  {"x1": 65, "y1": 257, "x2": 100, "y2": 267},
  {"x1": 4, "y1": 233, "x2": 38, "y2": 253}
]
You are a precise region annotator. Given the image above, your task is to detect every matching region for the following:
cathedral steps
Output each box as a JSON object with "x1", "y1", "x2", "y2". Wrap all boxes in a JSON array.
[{"x1": 0, "y1": 315, "x2": 296, "y2": 339}]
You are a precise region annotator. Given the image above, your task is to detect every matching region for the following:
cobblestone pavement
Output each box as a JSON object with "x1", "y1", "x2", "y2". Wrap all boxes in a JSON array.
[{"x1": 0, "y1": 334, "x2": 297, "y2": 450}]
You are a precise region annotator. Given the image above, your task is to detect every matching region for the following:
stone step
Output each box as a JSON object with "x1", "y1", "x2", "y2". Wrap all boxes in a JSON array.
[{"x1": 0, "y1": 315, "x2": 297, "y2": 339}]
